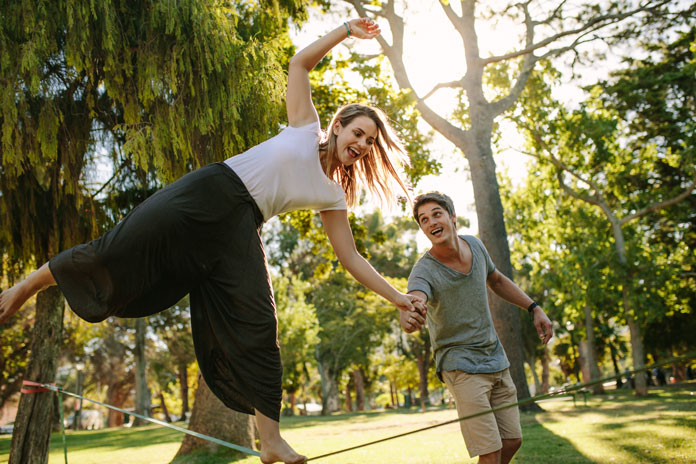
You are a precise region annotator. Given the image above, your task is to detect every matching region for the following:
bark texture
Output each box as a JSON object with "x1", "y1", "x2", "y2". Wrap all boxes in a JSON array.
[
  {"x1": 9, "y1": 287, "x2": 63, "y2": 464},
  {"x1": 176, "y1": 375, "x2": 255, "y2": 457}
]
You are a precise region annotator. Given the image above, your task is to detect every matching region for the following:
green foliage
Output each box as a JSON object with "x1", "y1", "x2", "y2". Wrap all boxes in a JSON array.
[
  {"x1": 0, "y1": 0, "x2": 307, "y2": 267},
  {"x1": 310, "y1": 271, "x2": 394, "y2": 377},
  {"x1": 273, "y1": 272, "x2": 319, "y2": 395},
  {"x1": 505, "y1": 26, "x2": 696, "y2": 371},
  {"x1": 0, "y1": 307, "x2": 32, "y2": 408}
]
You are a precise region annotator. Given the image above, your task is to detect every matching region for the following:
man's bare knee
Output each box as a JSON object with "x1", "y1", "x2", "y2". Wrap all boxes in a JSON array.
[{"x1": 503, "y1": 437, "x2": 522, "y2": 452}]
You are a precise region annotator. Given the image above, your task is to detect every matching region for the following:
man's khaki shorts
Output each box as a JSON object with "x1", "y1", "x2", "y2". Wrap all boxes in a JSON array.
[{"x1": 442, "y1": 368, "x2": 522, "y2": 457}]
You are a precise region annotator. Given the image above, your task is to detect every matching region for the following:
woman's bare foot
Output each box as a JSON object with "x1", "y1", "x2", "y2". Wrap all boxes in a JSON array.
[
  {"x1": 259, "y1": 437, "x2": 306, "y2": 464},
  {"x1": 255, "y1": 408, "x2": 306, "y2": 464},
  {"x1": 0, "y1": 281, "x2": 33, "y2": 323},
  {"x1": 0, "y1": 263, "x2": 56, "y2": 323}
]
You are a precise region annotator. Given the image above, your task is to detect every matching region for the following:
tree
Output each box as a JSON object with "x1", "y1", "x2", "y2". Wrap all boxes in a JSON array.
[
  {"x1": 1, "y1": 0, "x2": 310, "y2": 460},
  {"x1": 513, "y1": 27, "x2": 696, "y2": 395},
  {"x1": 148, "y1": 296, "x2": 197, "y2": 421},
  {"x1": 174, "y1": 375, "x2": 256, "y2": 461},
  {"x1": 311, "y1": 271, "x2": 394, "y2": 414},
  {"x1": 273, "y1": 273, "x2": 319, "y2": 415},
  {"x1": 340, "y1": 0, "x2": 693, "y2": 403}
]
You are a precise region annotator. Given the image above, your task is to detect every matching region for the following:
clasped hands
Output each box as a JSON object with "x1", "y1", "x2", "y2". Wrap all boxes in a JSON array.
[{"x1": 400, "y1": 293, "x2": 427, "y2": 333}]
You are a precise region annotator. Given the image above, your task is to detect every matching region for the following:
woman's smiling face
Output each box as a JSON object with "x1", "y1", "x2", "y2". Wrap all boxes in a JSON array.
[{"x1": 333, "y1": 115, "x2": 378, "y2": 167}]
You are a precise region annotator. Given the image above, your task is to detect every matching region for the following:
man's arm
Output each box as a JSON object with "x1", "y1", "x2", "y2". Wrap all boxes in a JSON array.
[{"x1": 486, "y1": 270, "x2": 553, "y2": 344}]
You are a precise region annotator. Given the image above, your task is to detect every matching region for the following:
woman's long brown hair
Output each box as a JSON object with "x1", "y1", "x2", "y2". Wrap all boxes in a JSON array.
[{"x1": 319, "y1": 104, "x2": 410, "y2": 208}]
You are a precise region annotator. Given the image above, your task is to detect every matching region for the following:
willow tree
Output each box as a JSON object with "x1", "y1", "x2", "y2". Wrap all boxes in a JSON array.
[
  {"x1": 0, "y1": 1, "x2": 306, "y2": 461},
  {"x1": 340, "y1": 0, "x2": 692, "y2": 402}
]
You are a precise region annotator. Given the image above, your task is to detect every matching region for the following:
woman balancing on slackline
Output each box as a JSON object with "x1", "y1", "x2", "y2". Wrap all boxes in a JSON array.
[{"x1": 0, "y1": 18, "x2": 427, "y2": 464}]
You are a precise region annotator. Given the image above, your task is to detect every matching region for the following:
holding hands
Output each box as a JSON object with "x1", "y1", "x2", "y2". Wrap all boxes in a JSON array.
[{"x1": 395, "y1": 293, "x2": 426, "y2": 333}]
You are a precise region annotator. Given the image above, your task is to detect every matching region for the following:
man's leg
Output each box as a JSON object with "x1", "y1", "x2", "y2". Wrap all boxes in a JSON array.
[
  {"x1": 443, "y1": 371, "x2": 504, "y2": 460},
  {"x1": 490, "y1": 369, "x2": 523, "y2": 464},
  {"x1": 477, "y1": 449, "x2": 501, "y2": 464},
  {"x1": 501, "y1": 438, "x2": 522, "y2": 464}
]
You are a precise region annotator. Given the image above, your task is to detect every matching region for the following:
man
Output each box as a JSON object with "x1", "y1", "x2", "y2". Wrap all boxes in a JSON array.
[{"x1": 402, "y1": 191, "x2": 553, "y2": 464}]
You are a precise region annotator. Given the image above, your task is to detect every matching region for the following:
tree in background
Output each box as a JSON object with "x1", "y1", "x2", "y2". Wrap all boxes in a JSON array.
[
  {"x1": 511, "y1": 27, "x2": 696, "y2": 395},
  {"x1": 340, "y1": 0, "x2": 694, "y2": 404},
  {"x1": 148, "y1": 296, "x2": 196, "y2": 422},
  {"x1": 273, "y1": 273, "x2": 319, "y2": 415}
]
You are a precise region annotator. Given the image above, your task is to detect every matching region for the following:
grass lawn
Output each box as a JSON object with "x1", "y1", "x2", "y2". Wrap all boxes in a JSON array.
[{"x1": 0, "y1": 383, "x2": 694, "y2": 463}]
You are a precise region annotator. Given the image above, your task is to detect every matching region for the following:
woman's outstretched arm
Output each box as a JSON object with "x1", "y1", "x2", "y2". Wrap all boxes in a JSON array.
[
  {"x1": 286, "y1": 18, "x2": 381, "y2": 128},
  {"x1": 320, "y1": 209, "x2": 426, "y2": 317}
]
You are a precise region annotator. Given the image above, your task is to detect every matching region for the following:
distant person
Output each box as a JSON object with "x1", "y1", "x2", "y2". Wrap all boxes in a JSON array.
[
  {"x1": 400, "y1": 191, "x2": 553, "y2": 464},
  {"x1": 0, "y1": 18, "x2": 426, "y2": 464}
]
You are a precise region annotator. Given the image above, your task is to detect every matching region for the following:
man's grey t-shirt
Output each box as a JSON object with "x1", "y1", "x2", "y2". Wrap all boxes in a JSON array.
[{"x1": 407, "y1": 235, "x2": 509, "y2": 379}]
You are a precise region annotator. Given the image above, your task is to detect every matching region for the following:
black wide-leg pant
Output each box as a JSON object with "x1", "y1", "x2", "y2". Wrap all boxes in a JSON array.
[{"x1": 49, "y1": 163, "x2": 282, "y2": 421}]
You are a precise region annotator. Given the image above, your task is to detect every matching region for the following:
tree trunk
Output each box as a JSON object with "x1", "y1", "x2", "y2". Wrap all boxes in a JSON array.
[
  {"x1": 467, "y1": 130, "x2": 534, "y2": 407},
  {"x1": 625, "y1": 307, "x2": 648, "y2": 395},
  {"x1": 176, "y1": 374, "x2": 255, "y2": 457},
  {"x1": 73, "y1": 369, "x2": 84, "y2": 431},
  {"x1": 527, "y1": 359, "x2": 541, "y2": 396},
  {"x1": 610, "y1": 344, "x2": 623, "y2": 389},
  {"x1": 179, "y1": 361, "x2": 189, "y2": 420},
  {"x1": 317, "y1": 360, "x2": 339, "y2": 415},
  {"x1": 352, "y1": 369, "x2": 365, "y2": 411},
  {"x1": 578, "y1": 340, "x2": 591, "y2": 384},
  {"x1": 289, "y1": 391, "x2": 297, "y2": 415},
  {"x1": 672, "y1": 363, "x2": 686, "y2": 382},
  {"x1": 158, "y1": 392, "x2": 172, "y2": 423},
  {"x1": 344, "y1": 382, "x2": 353, "y2": 412},
  {"x1": 612, "y1": 219, "x2": 647, "y2": 396},
  {"x1": 541, "y1": 344, "x2": 550, "y2": 394},
  {"x1": 106, "y1": 384, "x2": 129, "y2": 427},
  {"x1": 582, "y1": 304, "x2": 605, "y2": 394},
  {"x1": 132, "y1": 318, "x2": 152, "y2": 426},
  {"x1": 9, "y1": 287, "x2": 64, "y2": 464},
  {"x1": 415, "y1": 335, "x2": 431, "y2": 412},
  {"x1": 416, "y1": 356, "x2": 430, "y2": 412}
]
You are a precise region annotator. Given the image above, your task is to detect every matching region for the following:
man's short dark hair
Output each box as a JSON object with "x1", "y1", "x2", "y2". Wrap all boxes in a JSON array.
[{"x1": 412, "y1": 191, "x2": 455, "y2": 224}]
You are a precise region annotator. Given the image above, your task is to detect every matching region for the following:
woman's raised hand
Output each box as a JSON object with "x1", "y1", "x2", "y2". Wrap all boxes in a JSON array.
[{"x1": 347, "y1": 18, "x2": 381, "y2": 40}]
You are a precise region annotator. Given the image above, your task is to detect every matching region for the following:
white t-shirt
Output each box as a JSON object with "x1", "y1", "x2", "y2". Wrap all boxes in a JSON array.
[{"x1": 224, "y1": 121, "x2": 347, "y2": 222}]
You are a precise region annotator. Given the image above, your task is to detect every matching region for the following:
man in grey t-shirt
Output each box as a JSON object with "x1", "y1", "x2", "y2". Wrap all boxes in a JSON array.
[{"x1": 402, "y1": 191, "x2": 553, "y2": 464}]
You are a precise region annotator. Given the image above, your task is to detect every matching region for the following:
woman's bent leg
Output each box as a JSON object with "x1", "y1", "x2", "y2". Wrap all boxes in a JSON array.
[
  {"x1": 0, "y1": 263, "x2": 56, "y2": 323},
  {"x1": 255, "y1": 409, "x2": 306, "y2": 464}
]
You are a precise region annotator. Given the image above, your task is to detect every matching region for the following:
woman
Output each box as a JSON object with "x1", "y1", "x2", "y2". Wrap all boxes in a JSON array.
[{"x1": 0, "y1": 18, "x2": 425, "y2": 464}]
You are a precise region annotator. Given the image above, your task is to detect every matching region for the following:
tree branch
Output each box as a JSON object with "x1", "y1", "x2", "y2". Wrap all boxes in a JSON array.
[
  {"x1": 620, "y1": 171, "x2": 696, "y2": 225},
  {"x1": 481, "y1": 0, "x2": 672, "y2": 65},
  {"x1": 421, "y1": 78, "x2": 465, "y2": 100},
  {"x1": 346, "y1": 0, "x2": 474, "y2": 152}
]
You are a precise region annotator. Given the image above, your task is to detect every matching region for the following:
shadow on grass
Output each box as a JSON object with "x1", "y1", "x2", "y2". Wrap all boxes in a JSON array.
[{"x1": 515, "y1": 412, "x2": 592, "y2": 464}]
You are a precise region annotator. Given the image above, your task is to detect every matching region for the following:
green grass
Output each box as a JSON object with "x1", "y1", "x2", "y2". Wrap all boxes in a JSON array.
[{"x1": 1, "y1": 384, "x2": 694, "y2": 463}]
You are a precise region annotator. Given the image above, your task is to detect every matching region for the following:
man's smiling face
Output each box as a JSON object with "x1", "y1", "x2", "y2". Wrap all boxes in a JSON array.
[{"x1": 416, "y1": 201, "x2": 457, "y2": 245}]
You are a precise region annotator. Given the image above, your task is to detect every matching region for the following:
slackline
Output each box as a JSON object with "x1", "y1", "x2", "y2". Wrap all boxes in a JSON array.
[
  {"x1": 21, "y1": 351, "x2": 694, "y2": 463},
  {"x1": 305, "y1": 351, "x2": 696, "y2": 461},
  {"x1": 20, "y1": 380, "x2": 259, "y2": 460}
]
